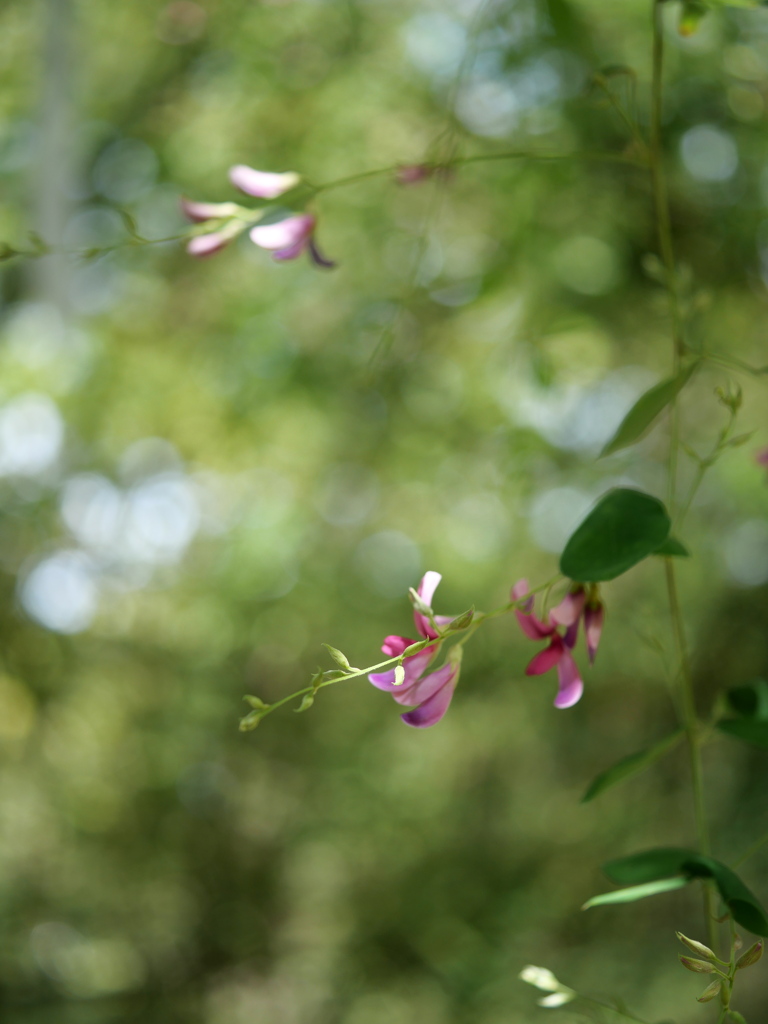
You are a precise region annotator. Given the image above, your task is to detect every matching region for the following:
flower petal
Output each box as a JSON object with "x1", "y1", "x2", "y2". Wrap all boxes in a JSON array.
[
  {"x1": 414, "y1": 570, "x2": 442, "y2": 639},
  {"x1": 181, "y1": 198, "x2": 240, "y2": 223},
  {"x1": 186, "y1": 231, "x2": 231, "y2": 257},
  {"x1": 308, "y1": 238, "x2": 336, "y2": 269},
  {"x1": 554, "y1": 649, "x2": 584, "y2": 708},
  {"x1": 550, "y1": 589, "x2": 585, "y2": 627},
  {"x1": 368, "y1": 646, "x2": 437, "y2": 693},
  {"x1": 525, "y1": 637, "x2": 564, "y2": 676},
  {"x1": 381, "y1": 635, "x2": 413, "y2": 658},
  {"x1": 392, "y1": 660, "x2": 454, "y2": 707},
  {"x1": 584, "y1": 603, "x2": 604, "y2": 664},
  {"x1": 250, "y1": 215, "x2": 315, "y2": 252},
  {"x1": 229, "y1": 165, "x2": 301, "y2": 199},
  {"x1": 272, "y1": 238, "x2": 310, "y2": 261},
  {"x1": 515, "y1": 609, "x2": 554, "y2": 640},
  {"x1": 563, "y1": 619, "x2": 579, "y2": 650},
  {"x1": 400, "y1": 667, "x2": 457, "y2": 728}
]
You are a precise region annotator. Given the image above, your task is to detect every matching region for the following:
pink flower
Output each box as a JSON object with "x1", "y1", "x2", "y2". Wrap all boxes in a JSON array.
[
  {"x1": 368, "y1": 572, "x2": 459, "y2": 728},
  {"x1": 756, "y1": 447, "x2": 768, "y2": 474},
  {"x1": 229, "y1": 165, "x2": 301, "y2": 199},
  {"x1": 250, "y1": 214, "x2": 335, "y2": 268},
  {"x1": 396, "y1": 164, "x2": 434, "y2": 186},
  {"x1": 511, "y1": 579, "x2": 599, "y2": 709}
]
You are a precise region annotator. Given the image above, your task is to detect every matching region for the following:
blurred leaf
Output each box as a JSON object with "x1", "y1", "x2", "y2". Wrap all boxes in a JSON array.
[
  {"x1": 560, "y1": 489, "x2": 671, "y2": 582},
  {"x1": 583, "y1": 877, "x2": 690, "y2": 909},
  {"x1": 725, "y1": 679, "x2": 768, "y2": 720},
  {"x1": 717, "y1": 719, "x2": 768, "y2": 749},
  {"x1": 654, "y1": 536, "x2": 690, "y2": 557},
  {"x1": 604, "y1": 850, "x2": 768, "y2": 935},
  {"x1": 581, "y1": 729, "x2": 684, "y2": 802},
  {"x1": 679, "y1": 1, "x2": 708, "y2": 34},
  {"x1": 601, "y1": 363, "x2": 698, "y2": 457}
]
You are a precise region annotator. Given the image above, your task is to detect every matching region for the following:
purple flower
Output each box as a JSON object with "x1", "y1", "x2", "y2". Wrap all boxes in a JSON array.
[
  {"x1": 756, "y1": 447, "x2": 768, "y2": 474},
  {"x1": 250, "y1": 214, "x2": 335, "y2": 268},
  {"x1": 229, "y1": 165, "x2": 301, "y2": 199},
  {"x1": 368, "y1": 572, "x2": 459, "y2": 728},
  {"x1": 511, "y1": 579, "x2": 591, "y2": 709}
]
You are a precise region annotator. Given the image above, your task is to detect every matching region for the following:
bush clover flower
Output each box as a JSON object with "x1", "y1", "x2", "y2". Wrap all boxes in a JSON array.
[
  {"x1": 250, "y1": 214, "x2": 335, "y2": 268},
  {"x1": 511, "y1": 579, "x2": 603, "y2": 709},
  {"x1": 368, "y1": 571, "x2": 460, "y2": 728}
]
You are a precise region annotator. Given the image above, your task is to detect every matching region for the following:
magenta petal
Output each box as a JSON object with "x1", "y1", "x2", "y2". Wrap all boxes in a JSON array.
[
  {"x1": 229, "y1": 165, "x2": 300, "y2": 199},
  {"x1": 563, "y1": 619, "x2": 579, "y2": 650},
  {"x1": 755, "y1": 446, "x2": 768, "y2": 467},
  {"x1": 511, "y1": 578, "x2": 533, "y2": 608},
  {"x1": 525, "y1": 637, "x2": 564, "y2": 676},
  {"x1": 584, "y1": 604, "x2": 604, "y2": 664},
  {"x1": 369, "y1": 647, "x2": 437, "y2": 693},
  {"x1": 554, "y1": 649, "x2": 584, "y2": 708},
  {"x1": 381, "y1": 635, "x2": 413, "y2": 657},
  {"x1": 400, "y1": 672, "x2": 457, "y2": 728},
  {"x1": 250, "y1": 215, "x2": 315, "y2": 252},
  {"x1": 515, "y1": 609, "x2": 554, "y2": 641},
  {"x1": 550, "y1": 590, "x2": 585, "y2": 627},
  {"x1": 272, "y1": 238, "x2": 309, "y2": 261},
  {"x1": 392, "y1": 661, "x2": 454, "y2": 707},
  {"x1": 186, "y1": 231, "x2": 230, "y2": 257}
]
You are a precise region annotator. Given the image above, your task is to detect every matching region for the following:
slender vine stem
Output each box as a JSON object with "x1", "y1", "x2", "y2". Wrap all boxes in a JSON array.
[{"x1": 649, "y1": 0, "x2": 717, "y2": 955}]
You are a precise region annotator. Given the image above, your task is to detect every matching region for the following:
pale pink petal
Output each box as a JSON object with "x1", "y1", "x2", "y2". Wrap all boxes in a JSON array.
[
  {"x1": 250, "y1": 215, "x2": 315, "y2": 252},
  {"x1": 550, "y1": 589, "x2": 585, "y2": 627},
  {"x1": 511, "y1": 578, "x2": 534, "y2": 610},
  {"x1": 756, "y1": 446, "x2": 768, "y2": 467},
  {"x1": 181, "y1": 198, "x2": 240, "y2": 223},
  {"x1": 229, "y1": 165, "x2": 301, "y2": 199},
  {"x1": 515, "y1": 609, "x2": 554, "y2": 641},
  {"x1": 396, "y1": 164, "x2": 433, "y2": 186},
  {"x1": 400, "y1": 668, "x2": 457, "y2": 728},
  {"x1": 525, "y1": 637, "x2": 564, "y2": 676},
  {"x1": 554, "y1": 649, "x2": 584, "y2": 708},
  {"x1": 584, "y1": 604, "x2": 604, "y2": 664},
  {"x1": 186, "y1": 231, "x2": 231, "y2": 257},
  {"x1": 414, "y1": 570, "x2": 442, "y2": 639}
]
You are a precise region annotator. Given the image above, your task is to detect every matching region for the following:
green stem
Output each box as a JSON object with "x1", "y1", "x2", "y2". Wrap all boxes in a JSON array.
[{"x1": 650, "y1": 0, "x2": 717, "y2": 952}]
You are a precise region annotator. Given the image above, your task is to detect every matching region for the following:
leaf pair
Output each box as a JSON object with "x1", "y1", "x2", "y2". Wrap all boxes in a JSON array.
[{"x1": 585, "y1": 847, "x2": 768, "y2": 936}]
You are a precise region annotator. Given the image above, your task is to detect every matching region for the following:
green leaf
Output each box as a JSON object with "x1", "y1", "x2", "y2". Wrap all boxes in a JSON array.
[
  {"x1": 560, "y1": 488, "x2": 671, "y2": 582},
  {"x1": 654, "y1": 536, "x2": 690, "y2": 558},
  {"x1": 725, "y1": 679, "x2": 768, "y2": 720},
  {"x1": 717, "y1": 719, "x2": 768, "y2": 750},
  {"x1": 583, "y1": 877, "x2": 690, "y2": 910},
  {"x1": 581, "y1": 730, "x2": 684, "y2": 802},
  {"x1": 601, "y1": 363, "x2": 698, "y2": 457},
  {"x1": 603, "y1": 849, "x2": 768, "y2": 935}
]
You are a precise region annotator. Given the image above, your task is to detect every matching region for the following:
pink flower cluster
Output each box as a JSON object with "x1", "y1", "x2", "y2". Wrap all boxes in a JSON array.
[
  {"x1": 512, "y1": 580, "x2": 604, "y2": 709},
  {"x1": 182, "y1": 164, "x2": 334, "y2": 267},
  {"x1": 368, "y1": 571, "x2": 459, "y2": 729}
]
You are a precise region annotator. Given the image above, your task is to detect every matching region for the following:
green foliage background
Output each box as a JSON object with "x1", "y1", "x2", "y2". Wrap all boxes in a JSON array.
[{"x1": 0, "y1": 0, "x2": 767, "y2": 1021}]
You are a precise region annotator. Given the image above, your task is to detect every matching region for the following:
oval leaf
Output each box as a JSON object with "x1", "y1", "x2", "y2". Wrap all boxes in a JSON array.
[
  {"x1": 581, "y1": 730, "x2": 684, "y2": 802},
  {"x1": 601, "y1": 362, "x2": 698, "y2": 457},
  {"x1": 583, "y1": 877, "x2": 689, "y2": 910},
  {"x1": 717, "y1": 719, "x2": 768, "y2": 750},
  {"x1": 560, "y1": 489, "x2": 671, "y2": 582},
  {"x1": 604, "y1": 847, "x2": 696, "y2": 885},
  {"x1": 654, "y1": 536, "x2": 690, "y2": 558}
]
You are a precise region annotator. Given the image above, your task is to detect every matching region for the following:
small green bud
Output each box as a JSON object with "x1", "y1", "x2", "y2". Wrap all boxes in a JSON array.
[
  {"x1": 295, "y1": 693, "x2": 314, "y2": 713},
  {"x1": 679, "y1": 955, "x2": 715, "y2": 973},
  {"x1": 696, "y1": 979, "x2": 721, "y2": 1003},
  {"x1": 244, "y1": 694, "x2": 269, "y2": 710},
  {"x1": 736, "y1": 940, "x2": 763, "y2": 970},
  {"x1": 445, "y1": 606, "x2": 474, "y2": 632},
  {"x1": 239, "y1": 709, "x2": 264, "y2": 731},
  {"x1": 734, "y1": 933, "x2": 743, "y2": 951},
  {"x1": 402, "y1": 640, "x2": 428, "y2": 657},
  {"x1": 322, "y1": 644, "x2": 351, "y2": 671},
  {"x1": 394, "y1": 664, "x2": 405, "y2": 686},
  {"x1": 676, "y1": 932, "x2": 717, "y2": 960},
  {"x1": 408, "y1": 588, "x2": 433, "y2": 617}
]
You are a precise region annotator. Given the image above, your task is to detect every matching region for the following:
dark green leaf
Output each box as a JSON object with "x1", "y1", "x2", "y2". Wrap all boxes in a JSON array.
[
  {"x1": 654, "y1": 536, "x2": 689, "y2": 558},
  {"x1": 717, "y1": 719, "x2": 768, "y2": 750},
  {"x1": 581, "y1": 730, "x2": 684, "y2": 802},
  {"x1": 560, "y1": 488, "x2": 671, "y2": 582},
  {"x1": 601, "y1": 363, "x2": 698, "y2": 456},
  {"x1": 603, "y1": 849, "x2": 768, "y2": 935},
  {"x1": 725, "y1": 679, "x2": 768, "y2": 720},
  {"x1": 583, "y1": 877, "x2": 689, "y2": 909}
]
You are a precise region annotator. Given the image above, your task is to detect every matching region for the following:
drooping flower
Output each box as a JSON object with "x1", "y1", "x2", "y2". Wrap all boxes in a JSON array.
[
  {"x1": 250, "y1": 214, "x2": 335, "y2": 268},
  {"x1": 511, "y1": 579, "x2": 602, "y2": 709},
  {"x1": 228, "y1": 165, "x2": 301, "y2": 199},
  {"x1": 756, "y1": 447, "x2": 768, "y2": 476},
  {"x1": 368, "y1": 571, "x2": 459, "y2": 728}
]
